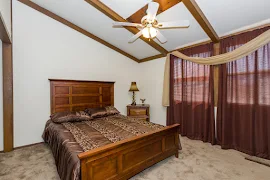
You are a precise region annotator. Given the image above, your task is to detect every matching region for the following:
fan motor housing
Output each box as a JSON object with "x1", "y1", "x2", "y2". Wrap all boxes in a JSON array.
[{"x1": 141, "y1": 15, "x2": 158, "y2": 27}]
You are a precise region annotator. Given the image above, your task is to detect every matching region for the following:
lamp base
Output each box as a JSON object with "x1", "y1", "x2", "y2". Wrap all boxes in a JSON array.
[{"x1": 131, "y1": 91, "x2": 136, "y2": 105}]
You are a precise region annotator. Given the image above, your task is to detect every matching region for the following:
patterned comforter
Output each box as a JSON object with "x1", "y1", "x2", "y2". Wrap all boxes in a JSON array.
[{"x1": 42, "y1": 114, "x2": 164, "y2": 180}]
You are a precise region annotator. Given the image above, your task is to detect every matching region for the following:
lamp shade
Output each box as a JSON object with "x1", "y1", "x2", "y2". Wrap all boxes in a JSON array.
[{"x1": 129, "y1": 82, "x2": 139, "y2": 91}]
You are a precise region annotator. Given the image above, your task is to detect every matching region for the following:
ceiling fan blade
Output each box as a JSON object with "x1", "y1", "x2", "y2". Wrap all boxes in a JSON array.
[
  {"x1": 128, "y1": 30, "x2": 143, "y2": 43},
  {"x1": 156, "y1": 30, "x2": 167, "y2": 44},
  {"x1": 147, "y1": 2, "x2": 159, "y2": 22},
  {"x1": 158, "y1": 20, "x2": 190, "y2": 29},
  {"x1": 113, "y1": 22, "x2": 143, "y2": 28}
]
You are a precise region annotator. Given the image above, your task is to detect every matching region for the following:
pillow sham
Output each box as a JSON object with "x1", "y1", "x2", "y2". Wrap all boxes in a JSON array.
[
  {"x1": 85, "y1": 107, "x2": 108, "y2": 118},
  {"x1": 105, "y1": 106, "x2": 120, "y2": 116},
  {"x1": 85, "y1": 106, "x2": 120, "y2": 118},
  {"x1": 50, "y1": 111, "x2": 92, "y2": 123}
]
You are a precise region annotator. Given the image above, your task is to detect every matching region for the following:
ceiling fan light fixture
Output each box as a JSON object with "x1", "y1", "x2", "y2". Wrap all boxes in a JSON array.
[
  {"x1": 142, "y1": 27, "x2": 157, "y2": 39},
  {"x1": 112, "y1": 2, "x2": 189, "y2": 43}
]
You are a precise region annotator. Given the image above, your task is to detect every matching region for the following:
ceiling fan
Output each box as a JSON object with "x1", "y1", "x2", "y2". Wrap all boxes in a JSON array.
[{"x1": 112, "y1": 2, "x2": 190, "y2": 44}]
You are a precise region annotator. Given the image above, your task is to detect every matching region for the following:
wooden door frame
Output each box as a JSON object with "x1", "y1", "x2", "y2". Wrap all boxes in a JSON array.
[{"x1": 1, "y1": 0, "x2": 13, "y2": 152}]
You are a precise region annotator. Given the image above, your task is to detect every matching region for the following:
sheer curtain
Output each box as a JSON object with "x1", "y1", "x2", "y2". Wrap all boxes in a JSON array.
[
  {"x1": 167, "y1": 44, "x2": 215, "y2": 144},
  {"x1": 217, "y1": 27, "x2": 270, "y2": 159}
]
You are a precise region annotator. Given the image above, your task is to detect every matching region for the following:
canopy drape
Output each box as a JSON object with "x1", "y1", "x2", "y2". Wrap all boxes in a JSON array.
[{"x1": 163, "y1": 29, "x2": 270, "y2": 106}]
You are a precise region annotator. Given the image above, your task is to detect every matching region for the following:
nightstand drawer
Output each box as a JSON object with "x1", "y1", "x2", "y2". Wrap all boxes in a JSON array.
[
  {"x1": 129, "y1": 108, "x2": 146, "y2": 116},
  {"x1": 127, "y1": 104, "x2": 150, "y2": 122},
  {"x1": 136, "y1": 116, "x2": 148, "y2": 121}
]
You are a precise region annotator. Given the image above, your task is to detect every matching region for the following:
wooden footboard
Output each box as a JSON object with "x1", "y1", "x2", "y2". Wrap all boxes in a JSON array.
[{"x1": 78, "y1": 124, "x2": 180, "y2": 180}]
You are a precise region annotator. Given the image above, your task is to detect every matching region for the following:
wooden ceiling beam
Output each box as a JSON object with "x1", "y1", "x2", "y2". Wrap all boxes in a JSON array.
[
  {"x1": 127, "y1": 0, "x2": 182, "y2": 23},
  {"x1": 85, "y1": 0, "x2": 168, "y2": 55},
  {"x1": 18, "y1": 0, "x2": 140, "y2": 62},
  {"x1": 182, "y1": 0, "x2": 219, "y2": 43}
]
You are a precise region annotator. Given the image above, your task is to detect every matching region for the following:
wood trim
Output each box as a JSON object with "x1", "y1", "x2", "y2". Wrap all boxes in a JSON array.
[
  {"x1": 0, "y1": 13, "x2": 11, "y2": 43},
  {"x1": 2, "y1": 43, "x2": 13, "y2": 152},
  {"x1": 84, "y1": 0, "x2": 168, "y2": 55},
  {"x1": 139, "y1": 54, "x2": 166, "y2": 63},
  {"x1": 139, "y1": 41, "x2": 213, "y2": 62},
  {"x1": 173, "y1": 40, "x2": 211, "y2": 52},
  {"x1": 17, "y1": 0, "x2": 140, "y2": 63},
  {"x1": 127, "y1": 0, "x2": 182, "y2": 23},
  {"x1": 140, "y1": 24, "x2": 270, "y2": 63},
  {"x1": 213, "y1": 43, "x2": 220, "y2": 107},
  {"x1": 182, "y1": 0, "x2": 219, "y2": 43},
  {"x1": 221, "y1": 23, "x2": 270, "y2": 39}
]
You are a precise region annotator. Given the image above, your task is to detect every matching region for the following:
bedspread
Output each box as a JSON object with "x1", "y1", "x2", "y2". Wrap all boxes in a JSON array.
[{"x1": 42, "y1": 114, "x2": 165, "y2": 180}]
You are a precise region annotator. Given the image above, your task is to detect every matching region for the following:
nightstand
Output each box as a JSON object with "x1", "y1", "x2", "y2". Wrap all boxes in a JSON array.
[{"x1": 127, "y1": 104, "x2": 150, "y2": 122}]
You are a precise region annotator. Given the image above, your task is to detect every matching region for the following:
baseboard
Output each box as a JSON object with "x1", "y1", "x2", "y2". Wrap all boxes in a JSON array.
[
  {"x1": 0, "y1": 142, "x2": 45, "y2": 153},
  {"x1": 14, "y1": 142, "x2": 44, "y2": 150},
  {"x1": 0, "y1": 142, "x2": 44, "y2": 153},
  {"x1": 245, "y1": 156, "x2": 270, "y2": 167}
]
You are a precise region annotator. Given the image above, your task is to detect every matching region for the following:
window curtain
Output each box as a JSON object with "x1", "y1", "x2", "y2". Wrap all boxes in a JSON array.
[
  {"x1": 217, "y1": 27, "x2": 270, "y2": 159},
  {"x1": 163, "y1": 28, "x2": 270, "y2": 106},
  {"x1": 167, "y1": 44, "x2": 215, "y2": 144}
]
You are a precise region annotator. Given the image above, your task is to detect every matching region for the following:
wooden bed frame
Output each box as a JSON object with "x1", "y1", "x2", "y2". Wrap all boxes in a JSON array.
[{"x1": 50, "y1": 79, "x2": 180, "y2": 180}]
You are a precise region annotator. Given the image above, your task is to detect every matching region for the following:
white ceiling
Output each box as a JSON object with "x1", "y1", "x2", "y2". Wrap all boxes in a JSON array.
[
  {"x1": 31, "y1": 0, "x2": 160, "y2": 59},
  {"x1": 30, "y1": 0, "x2": 270, "y2": 60},
  {"x1": 154, "y1": 2, "x2": 209, "y2": 51},
  {"x1": 195, "y1": 0, "x2": 270, "y2": 36}
]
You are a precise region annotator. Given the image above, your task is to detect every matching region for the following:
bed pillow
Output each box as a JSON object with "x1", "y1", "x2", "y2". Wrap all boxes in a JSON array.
[
  {"x1": 85, "y1": 107, "x2": 108, "y2": 118},
  {"x1": 50, "y1": 111, "x2": 92, "y2": 123},
  {"x1": 105, "y1": 106, "x2": 120, "y2": 116}
]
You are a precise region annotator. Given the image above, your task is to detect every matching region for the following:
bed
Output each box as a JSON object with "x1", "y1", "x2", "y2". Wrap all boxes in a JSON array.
[{"x1": 43, "y1": 79, "x2": 180, "y2": 180}]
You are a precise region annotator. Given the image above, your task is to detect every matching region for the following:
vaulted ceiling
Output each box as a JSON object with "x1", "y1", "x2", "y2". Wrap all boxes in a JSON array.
[{"x1": 21, "y1": 0, "x2": 270, "y2": 62}]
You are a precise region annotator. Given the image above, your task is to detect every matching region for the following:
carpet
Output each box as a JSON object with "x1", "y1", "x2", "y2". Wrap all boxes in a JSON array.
[{"x1": 0, "y1": 136, "x2": 269, "y2": 180}]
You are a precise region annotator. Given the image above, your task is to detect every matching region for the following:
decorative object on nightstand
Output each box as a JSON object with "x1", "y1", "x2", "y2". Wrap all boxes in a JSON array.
[
  {"x1": 127, "y1": 104, "x2": 150, "y2": 122},
  {"x1": 140, "y1": 98, "x2": 146, "y2": 105},
  {"x1": 129, "y1": 82, "x2": 139, "y2": 105}
]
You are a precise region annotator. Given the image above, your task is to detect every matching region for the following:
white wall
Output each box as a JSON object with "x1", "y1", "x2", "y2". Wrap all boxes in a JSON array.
[
  {"x1": 139, "y1": 57, "x2": 167, "y2": 125},
  {"x1": 13, "y1": 0, "x2": 141, "y2": 147},
  {"x1": 0, "y1": 40, "x2": 3, "y2": 151},
  {"x1": 0, "y1": 0, "x2": 11, "y2": 35}
]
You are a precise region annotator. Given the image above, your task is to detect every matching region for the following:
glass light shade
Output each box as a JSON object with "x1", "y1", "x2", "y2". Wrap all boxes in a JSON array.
[
  {"x1": 142, "y1": 27, "x2": 157, "y2": 38},
  {"x1": 129, "y1": 82, "x2": 139, "y2": 91}
]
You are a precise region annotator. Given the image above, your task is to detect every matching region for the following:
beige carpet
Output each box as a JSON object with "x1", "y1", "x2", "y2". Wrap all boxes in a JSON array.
[{"x1": 0, "y1": 137, "x2": 269, "y2": 180}]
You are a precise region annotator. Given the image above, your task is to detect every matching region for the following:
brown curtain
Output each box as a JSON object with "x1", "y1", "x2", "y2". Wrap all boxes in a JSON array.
[
  {"x1": 217, "y1": 27, "x2": 270, "y2": 159},
  {"x1": 167, "y1": 44, "x2": 215, "y2": 144}
]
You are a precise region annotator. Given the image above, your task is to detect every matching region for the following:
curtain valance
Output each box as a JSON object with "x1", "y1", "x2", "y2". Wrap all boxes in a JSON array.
[{"x1": 162, "y1": 29, "x2": 270, "y2": 106}]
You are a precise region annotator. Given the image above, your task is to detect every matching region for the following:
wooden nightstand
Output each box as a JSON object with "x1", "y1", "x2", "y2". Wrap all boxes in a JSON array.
[{"x1": 127, "y1": 104, "x2": 150, "y2": 122}]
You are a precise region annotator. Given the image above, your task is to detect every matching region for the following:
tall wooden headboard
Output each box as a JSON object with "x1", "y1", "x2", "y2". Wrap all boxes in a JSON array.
[{"x1": 49, "y1": 79, "x2": 115, "y2": 114}]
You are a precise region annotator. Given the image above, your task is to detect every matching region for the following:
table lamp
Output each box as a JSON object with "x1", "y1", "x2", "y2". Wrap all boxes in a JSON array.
[{"x1": 129, "y1": 82, "x2": 139, "y2": 105}]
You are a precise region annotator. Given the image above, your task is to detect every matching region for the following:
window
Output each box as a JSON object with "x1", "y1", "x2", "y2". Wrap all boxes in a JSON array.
[
  {"x1": 226, "y1": 43, "x2": 270, "y2": 105},
  {"x1": 173, "y1": 52, "x2": 211, "y2": 104}
]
